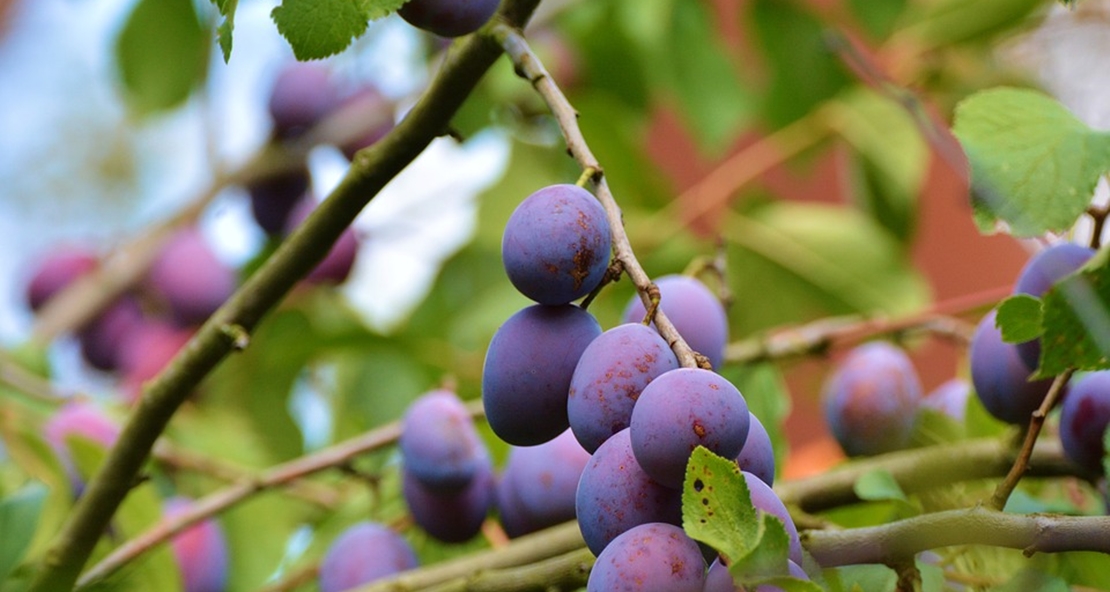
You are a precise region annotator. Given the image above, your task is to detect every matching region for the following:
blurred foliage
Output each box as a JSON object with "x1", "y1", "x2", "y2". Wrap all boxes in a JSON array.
[{"x1": 4, "y1": 0, "x2": 1110, "y2": 589}]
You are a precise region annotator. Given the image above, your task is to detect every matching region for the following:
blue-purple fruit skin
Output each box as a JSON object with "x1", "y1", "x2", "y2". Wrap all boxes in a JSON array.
[
  {"x1": 267, "y1": 62, "x2": 339, "y2": 139},
  {"x1": 400, "y1": 389, "x2": 488, "y2": 492},
  {"x1": 1012, "y1": 243, "x2": 1096, "y2": 369},
  {"x1": 920, "y1": 378, "x2": 971, "y2": 423},
  {"x1": 25, "y1": 248, "x2": 98, "y2": 311},
  {"x1": 742, "y1": 471, "x2": 804, "y2": 565},
  {"x1": 575, "y1": 428, "x2": 682, "y2": 556},
  {"x1": 44, "y1": 402, "x2": 120, "y2": 490},
  {"x1": 822, "y1": 342, "x2": 922, "y2": 457},
  {"x1": 1059, "y1": 371, "x2": 1110, "y2": 474},
  {"x1": 567, "y1": 323, "x2": 679, "y2": 453},
  {"x1": 501, "y1": 184, "x2": 611, "y2": 305},
  {"x1": 496, "y1": 428, "x2": 590, "y2": 537},
  {"x1": 318, "y1": 521, "x2": 418, "y2": 592},
  {"x1": 622, "y1": 275, "x2": 728, "y2": 369},
  {"x1": 78, "y1": 295, "x2": 145, "y2": 372},
  {"x1": 482, "y1": 304, "x2": 602, "y2": 446},
  {"x1": 397, "y1": 0, "x2": 501, "y2": 37},
  {"x1": 970, "y1": 310, "x2": 1056, "y2": 425},
  {"x1": 630, "y1": 368, "x2": 750, "y2": 489},
  {"x1": 402, "y1": 464, "x2": 494, "y2": 543},
  {"x1": 285, "y1": 198, "x2": 360, "y2": 285},
  {"x1": 148, "y1": 228, "x2": 237, "y2": 326},
  {"x1": 586, "y1": 522, "x2": 706, "y2": 592},
  {"x1": 704, "y1": 557, "x2": 807, "y2": 592},
  {"x1": 248, "y1": 167, "x2": 310, "y2": 235},
  {"x1": 736, "y1": 412, "x2": 775, "y2": 487},
  {"x1": 336, "y1": 86, "x2": 394, "y2": 160},
  {"x1": 164, "y1": 497, "x2": 230, "y2": 592}
]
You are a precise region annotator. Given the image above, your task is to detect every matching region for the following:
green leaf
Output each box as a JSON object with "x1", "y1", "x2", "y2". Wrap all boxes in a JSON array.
[
  {"x1": 115, "y1": 0, "x2": 208, "y2": 113},
  {"x1": 725, "y1": 202, "x2": 930, "y2": 333},
  {"x1": 728, "y1": 513, "x2": 790, "y2": 582},
  {"x1": 825, "y1": 564, "x2": 897, "y2": 592},
  {"x1": 659, "y1": 0, "x2": 753, "y2": 154},
  {"x1": 682, "y1": 446, "x2": 759, "y2": 564},
  {"x1": 746, "y1": 575, "x2": 825, "y2": 592},
  {"x1": 834, "y1": 87, "x2": 928, "y2": 242},
  {"x1": 853, "y1": 469, "x2": 906, "y2": 502},
  {"x1": 750, "y1": 0, "x2": 852, "y2": 127},
  {"x1": 1039, "y1": 251, "x2": 1110, "y2": 376},
  {"x1": 0, "y1": 484, "x2": 47, "y2": 582},
  {"x1": 996, "y1": 295, "x2": 1044, "y2": 344},
  {"x1": 271, "y1": 0, "x2": 405, "y2": 61},
  {"x1": 952, "y1": 87, "x2": 1110, "y2": 237},
  {"x1": 211, "y1": 0, "x2": 239, "y2": 62}
]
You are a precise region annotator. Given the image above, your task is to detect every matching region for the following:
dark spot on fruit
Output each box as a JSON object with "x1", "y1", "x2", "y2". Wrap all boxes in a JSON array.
[{"x1": 693, "y1": 422, "x2": 707, "y2": 438}]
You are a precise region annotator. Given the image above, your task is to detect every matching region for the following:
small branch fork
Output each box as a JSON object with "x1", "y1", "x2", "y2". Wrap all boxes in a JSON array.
[
  {"x1": 493, "y1": 23, "x2": 704, "y2": 369},
  {"x1": 26, "y1": 3, "x2": 544, "y2": 591},
  {"x1": 75, "y1": 402, "x2": 483, "y2": 588},
  {"x1": 988, "y1": 369, "x2": 1076, "y2": 511}
]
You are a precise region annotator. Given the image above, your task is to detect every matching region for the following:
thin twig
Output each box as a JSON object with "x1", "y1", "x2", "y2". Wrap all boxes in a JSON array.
[
  {"x1": 726, "y1": 286, "x2": 1008, "y2": 365},
  {"x1": 493, "y1": 23, "x2": 703, "y2": 369},
  {"x1": 988, "y1": 369, "x2": 1076, "y2": 511},
  {"x1": 77, "y1": 399, "x2": 484, "y2": 588},
  {"x1": 354, "y1": 522, "x2": 586, "y2": 592},
  {"x1": 151, "y1": 441, "x2": 341, "y2": 509}
]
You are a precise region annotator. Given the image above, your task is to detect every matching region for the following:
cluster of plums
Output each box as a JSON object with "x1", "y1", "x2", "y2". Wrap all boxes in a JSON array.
[
  {"x1": 485, "y1": 183, "x2": 808, "y2": 590},
  {"x1": 823, "y1": 242, "x2": 1110, "y2": 479}
]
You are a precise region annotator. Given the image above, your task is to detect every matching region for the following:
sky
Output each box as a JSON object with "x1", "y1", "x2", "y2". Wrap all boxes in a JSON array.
[{"x1": 0, "y1": 0, "x2": 511, "y2": 352}]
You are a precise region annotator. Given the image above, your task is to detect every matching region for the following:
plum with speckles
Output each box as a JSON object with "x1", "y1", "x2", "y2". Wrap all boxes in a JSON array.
[
  {"x1": 496, "y1": 429, "x2": 590, "y2": 537},
  {"x1": 400, "y1": 389, "x2": 489, "y2": 492},
  {"x1": 502, "y1": 184, "x2": 611, "y2": 305},
  {"x1": 630, "y1": 368, "x2": 750, "y2": 489},
  {"x1": 586, "y1": 522, "x2": 706, "y2": 592},
  {"x1": 568, "y1": 323, "x2": 679, "y2": 453},
  {"x1": 575, "y1": 428, "x2": 682, "y2": 556}
]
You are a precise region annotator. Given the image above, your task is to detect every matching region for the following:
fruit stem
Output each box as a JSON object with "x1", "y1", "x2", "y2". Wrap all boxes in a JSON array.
[{"x1": 493, "y1": 23, "x2": 702, "y2": 369}]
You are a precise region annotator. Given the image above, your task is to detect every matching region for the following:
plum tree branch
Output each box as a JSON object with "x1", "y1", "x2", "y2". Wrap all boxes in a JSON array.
[
  {"x1": 725, "y1": 285, "x2": 1008, "y2": 366},
  {"x1": 491, "y1": 23, "x2": 704, "y2": 369},
  {"x1": 775, "y1": 437, "x2": 1089, "y2": 514},
  {"x1": 26, "y1": 3, "x2": 543, "y2": 590},
  {"x1": 76, "y1": 400, "x2": 485, "y2": 589},
  {"x1": 353, "y1": 522, "x2": 588, "y2": 592},
  {"x1": 989, "y1": 369, "x2": 1075, "y2": 511},
  {"x1": 803, "y1": 507, "x2": 1110, "y2": 566}
]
